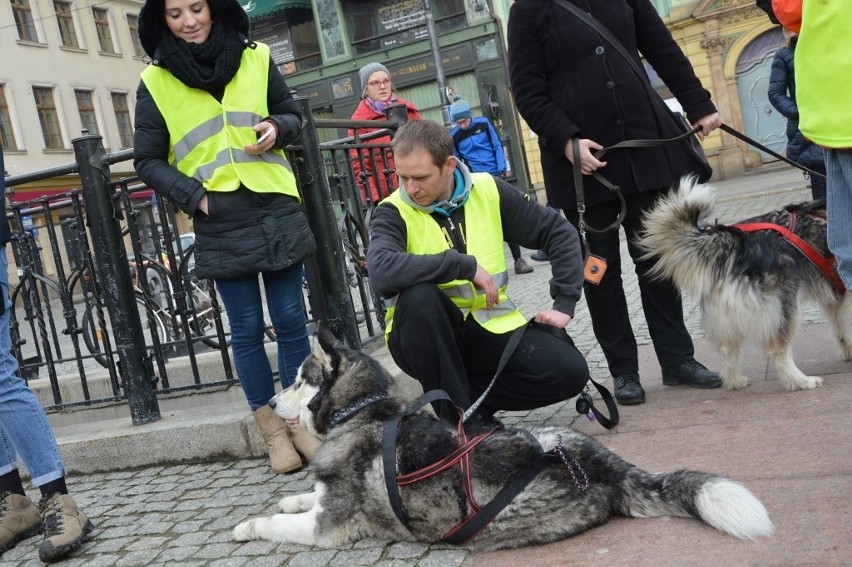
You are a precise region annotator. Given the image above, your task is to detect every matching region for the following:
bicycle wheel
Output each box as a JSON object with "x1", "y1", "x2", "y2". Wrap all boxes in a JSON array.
[
  {"x1": 184, "y1": 268, "x2": 231, "y2": 349},
  {"x1": 82, "y1": 296, "x2": 170, "y2": 368}
]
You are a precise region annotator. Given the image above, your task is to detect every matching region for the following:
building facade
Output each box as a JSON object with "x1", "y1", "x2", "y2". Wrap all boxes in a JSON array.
[
  {"x1": 2, "y1": 0, "x2": 792, "y2": 199},
  {"x1": 241, "y1": 0, "x2": 791, "y2": 196},
  {"x1": 1, "y1": 0, "x2": 147, "y2": 200}
]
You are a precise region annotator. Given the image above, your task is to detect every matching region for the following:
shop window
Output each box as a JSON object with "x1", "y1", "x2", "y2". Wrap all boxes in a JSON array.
[
  {"x1": 248, "y1": 9, "x2": 321, "y2": 76},
  {"x1": 343, "y1": 0, "x2": 466, "y2": 56}
]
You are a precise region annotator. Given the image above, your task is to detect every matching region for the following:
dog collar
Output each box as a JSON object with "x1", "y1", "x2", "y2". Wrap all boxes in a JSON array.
[{"x1": 328, "y1": 392, "x2": 390, "y2": 428}]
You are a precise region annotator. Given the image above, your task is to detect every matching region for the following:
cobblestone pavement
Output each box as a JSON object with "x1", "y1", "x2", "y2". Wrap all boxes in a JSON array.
[{"x1": 0, "y1": 177, "x2": 825, "y2": 566}]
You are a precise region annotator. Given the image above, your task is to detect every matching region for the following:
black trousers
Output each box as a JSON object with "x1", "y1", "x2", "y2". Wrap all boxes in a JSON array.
[
  {"x1": 388, "y1": 283, "x2": 589, "y2": 421},
  {"x1": 563, "y1": 189, "x2": 694, "y2": 378}
]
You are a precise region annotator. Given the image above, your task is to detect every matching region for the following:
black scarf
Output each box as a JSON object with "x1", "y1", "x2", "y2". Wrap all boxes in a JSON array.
[{"x1": 158, "y1": 21, "x2": 245, "y2": 93}]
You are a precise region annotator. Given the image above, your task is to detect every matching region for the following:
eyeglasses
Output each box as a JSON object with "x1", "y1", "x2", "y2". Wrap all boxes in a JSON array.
[{"x1": 367, "y1": 79, "x2": 391, "y2": 88}]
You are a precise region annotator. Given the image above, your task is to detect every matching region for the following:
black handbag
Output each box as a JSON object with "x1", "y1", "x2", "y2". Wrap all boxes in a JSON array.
[{"x1": 551, "y1": 0, "x2": 713, "y2": 182}]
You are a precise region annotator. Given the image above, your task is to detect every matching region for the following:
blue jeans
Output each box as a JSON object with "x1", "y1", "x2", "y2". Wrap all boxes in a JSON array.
[
  {"x1": 0, "y1": 247, "x2": 66, "y2": 486},
  {"x1": 216, "y1": 264, "x2": 310, "y2": 411},
  {"x1": 825, "y1": 149, "x2": 852, "y2": 289}
]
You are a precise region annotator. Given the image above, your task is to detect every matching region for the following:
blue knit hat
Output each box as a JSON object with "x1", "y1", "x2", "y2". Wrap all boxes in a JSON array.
[
  {"x1": 450, "y1": 97, "x2": 471, "y2": 121},
  {"x1": 359, "y1": 62, "x2": 391, "y2": 92}
]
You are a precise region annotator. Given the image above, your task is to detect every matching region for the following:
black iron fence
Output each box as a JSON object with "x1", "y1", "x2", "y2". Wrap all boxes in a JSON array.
[{"x1": 3, "y1": 98, "x2": 407, "y2": 422}]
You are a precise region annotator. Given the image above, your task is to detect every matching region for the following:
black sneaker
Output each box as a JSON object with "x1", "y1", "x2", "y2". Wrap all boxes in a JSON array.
[
  {"x1": 661, "y1": 359, "x2": 722, "y2": 388},
  {"x1": 530, "y1": 250, "x2": 549, "y2": 262},
  {"x1": 614, "y1": 373, "x2": 645, "y2": 405}
]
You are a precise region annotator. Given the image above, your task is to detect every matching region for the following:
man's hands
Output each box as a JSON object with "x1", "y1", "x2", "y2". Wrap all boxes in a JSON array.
[
  {"x1": 472, "y1": 264, "x2": 499, "y2": 309},
  {"x1": 473, "y1": 264, "x2": 572, "y2": 328},
  {"x1": 535, "y1": 309, "x2": 572, "y2": 328}
]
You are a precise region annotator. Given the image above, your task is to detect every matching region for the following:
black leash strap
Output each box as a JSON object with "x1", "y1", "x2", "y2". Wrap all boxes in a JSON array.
[
  {"x1": 441, "y1": 453, "x2": 552, "y2": 544},
  {"x1": 719, "y1": 123, "x2": 827, "y2": 179},
  {"x1": 382, "y1": 389, "x2": 456, "y2": 532},
  {"x1": 530, "y1": 317, "x2": 619, "y2": 429},
  {"x1": 465, "y1": 316, "x2": 619, "y2": 429}
]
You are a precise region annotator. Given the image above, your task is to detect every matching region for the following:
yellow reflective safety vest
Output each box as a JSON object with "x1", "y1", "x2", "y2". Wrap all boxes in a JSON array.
[
  {"x1": 382, "y1": 172, "x2": 527, "y2": 340},
  {"x1": 140, "y1": 42, "x2": 299, "y2": 199}
]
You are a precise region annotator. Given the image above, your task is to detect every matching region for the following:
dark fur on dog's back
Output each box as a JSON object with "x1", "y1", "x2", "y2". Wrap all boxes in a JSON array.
[
  {"x1": 234, "y1": 325, "x2": 775, "y2": 549},
  {"x1": 637, "y1": 177, "x2": 850, "y2": 391}
]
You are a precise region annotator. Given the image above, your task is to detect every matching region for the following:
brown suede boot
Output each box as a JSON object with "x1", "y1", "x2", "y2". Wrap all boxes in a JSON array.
[
  {"x1": 289, "y1": 425, "x2": 322, "y2": 462},
  {"x1": 37, "y1": 493, "x2": 94, "y2": 562},
  {"x1": 253, "y1": 405, "x2": 303, "y2": 474},
  {"x1": 0, "y1": 492, "x2": 42, "y2": 555}
]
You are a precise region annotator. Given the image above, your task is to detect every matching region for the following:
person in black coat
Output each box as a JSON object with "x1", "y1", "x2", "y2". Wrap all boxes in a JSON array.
[
  {"x1": 507, "y1": 0, "x2": 722, "y2": 405},
  {"x1": 133, "y1": 0, "x2": 319, "y2": 473},
  {"x1": 767, "y1": 32, "x2": 826, "y2": 200}
]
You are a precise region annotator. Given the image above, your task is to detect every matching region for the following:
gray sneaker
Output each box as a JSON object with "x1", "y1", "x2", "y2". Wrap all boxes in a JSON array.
[
  {"x1": 37, "y1": 494, "x2": 94, "y2": 562},
  {"x1": 0, "y1": 492, "x2": 42, "y2": 554}
]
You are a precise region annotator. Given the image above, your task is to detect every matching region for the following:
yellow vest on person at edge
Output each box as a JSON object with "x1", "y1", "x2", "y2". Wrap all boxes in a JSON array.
[
  {"x1": 140, "y1": 42, "x2": 299, "y2": 199},
  {"x1": 382, "y1": 172, "x2": 527, "y2": 341}
]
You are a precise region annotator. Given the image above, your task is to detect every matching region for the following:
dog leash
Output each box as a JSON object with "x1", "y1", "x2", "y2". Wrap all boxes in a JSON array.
[
  {"x1": 463, "y1": 317, "x2": 619, "y2": 429},
  {"x1": 719, "y1": 123, "x2": 826, "y2": 179}
]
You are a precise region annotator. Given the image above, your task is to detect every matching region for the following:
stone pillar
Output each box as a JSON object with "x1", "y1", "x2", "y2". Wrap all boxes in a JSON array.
[{"x1": 701, "y1": 22, "x2": 746, "y2": 180}]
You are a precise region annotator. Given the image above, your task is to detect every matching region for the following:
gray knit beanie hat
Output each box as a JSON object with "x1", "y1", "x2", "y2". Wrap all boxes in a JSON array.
[
  {"x1": 359, "y1": 62, "x2": 391, "y2": 92},
  {"x1": 449, "y1": 97, "x2": 471, "y2": 121}
]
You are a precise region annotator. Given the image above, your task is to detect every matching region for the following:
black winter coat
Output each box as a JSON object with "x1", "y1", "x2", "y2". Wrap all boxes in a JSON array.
[
  {"x1": 133, "y1": 49, "x2": 315, "y2": 280},
  {"x1": 767, "y1": 40, "x2": 825, "y2": 172},
  {"x1": 507, "y1": 0, "x2": 717, "y2": 210}
]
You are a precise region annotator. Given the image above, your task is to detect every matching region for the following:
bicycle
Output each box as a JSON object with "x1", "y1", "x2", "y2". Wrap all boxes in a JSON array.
[{"x1": 81, "y1": 243, "x2": 278, "y2": 368}]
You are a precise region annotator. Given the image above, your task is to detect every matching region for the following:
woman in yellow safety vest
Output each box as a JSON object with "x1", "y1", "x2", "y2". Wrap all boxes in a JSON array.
[{"x1": 134, "y1": 0, "x2": 318, "y2": 474}]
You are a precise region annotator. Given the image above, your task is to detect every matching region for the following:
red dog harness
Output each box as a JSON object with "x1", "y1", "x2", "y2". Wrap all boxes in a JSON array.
[
  {"x1": 734, "y1": 210, "x2": 845, "y2": 293},
  {"x1": 382, "y1": 390, "x2": 569, "y2": 545}
]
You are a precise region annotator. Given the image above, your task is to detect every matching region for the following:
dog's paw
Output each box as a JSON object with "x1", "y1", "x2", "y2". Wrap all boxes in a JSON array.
[
  {"x1": 233, "y1": 519, "x2": 259, "y2": 541},
  {"x1": 792, "y1": 375, "x2": 823, "y2": 390},
  {"x1": 279, "y1": 493, "x2": 314, "y2": 513},
  {"x1": 723, "y1": 374, "x2": 749, "y2": 390}
]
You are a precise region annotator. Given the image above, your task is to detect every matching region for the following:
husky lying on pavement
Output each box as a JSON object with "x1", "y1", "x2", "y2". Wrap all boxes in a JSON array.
[
  {"x1": 233, "y1": 327, "x2": 774, "y2": 550},
  {"x1": 638, "y1": 177, "x2": 851, "y2": 391}
]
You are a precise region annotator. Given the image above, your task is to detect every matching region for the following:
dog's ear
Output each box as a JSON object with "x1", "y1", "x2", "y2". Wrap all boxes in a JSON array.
[{"x1": 312, "y1": 322, "x2": 344, "y2": 371}]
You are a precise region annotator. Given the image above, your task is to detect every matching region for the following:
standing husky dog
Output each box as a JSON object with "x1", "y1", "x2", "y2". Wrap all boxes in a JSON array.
[
  {"x1": 233, "y1": 327, "x2": 773, "y2": 550},
  {"x1": 638, "y1": 177, "x2": 851, "y2": 391}
]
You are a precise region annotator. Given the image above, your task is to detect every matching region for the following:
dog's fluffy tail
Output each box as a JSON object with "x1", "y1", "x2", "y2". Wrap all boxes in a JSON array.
[
  {"x1": 637, "y1": 176, "x2": 734, "y2": 296},
  {"x1": 619, "y1": 470, "x2": 774, "y2": 539}
]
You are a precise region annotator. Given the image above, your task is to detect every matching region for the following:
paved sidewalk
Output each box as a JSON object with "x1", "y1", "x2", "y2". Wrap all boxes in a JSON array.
[{"x1": 3, "y1": 167, "x2": 849, "y2": 566}]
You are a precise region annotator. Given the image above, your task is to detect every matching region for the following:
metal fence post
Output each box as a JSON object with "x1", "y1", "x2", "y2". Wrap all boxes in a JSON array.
[
  {"x1": 291, "y1": 97, "x2": 361, "y2": 348},
  {"x1": 72, "y1": 133, "x2": 161, "y2": 424}
]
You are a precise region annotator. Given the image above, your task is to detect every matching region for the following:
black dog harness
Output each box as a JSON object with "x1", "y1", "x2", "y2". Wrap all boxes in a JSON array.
[{"x1": 382, "y1": 390, "x2": 585, "y2": 545}]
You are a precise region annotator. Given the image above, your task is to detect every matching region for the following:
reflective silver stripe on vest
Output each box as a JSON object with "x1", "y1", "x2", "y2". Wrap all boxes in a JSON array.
[
  {"x1": 191, "y1": 147, "x2": 294, "y2": 184},
  {"x1": 384, "y1": 270, "x2": 510, "y2": 308},
  {"x1": 172, "y1": 111, "x2": 261, "y2": 165}
]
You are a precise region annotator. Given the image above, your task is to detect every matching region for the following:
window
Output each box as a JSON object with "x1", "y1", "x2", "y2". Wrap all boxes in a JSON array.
[
  {"x1": 75, "y1": 90, "x2": 99, "y2": 136},
  {"x1": 0, "y1": 85, "x2": 18, "y2": 150},
  {"x1": 12, "y1": 0, "x2": 38, "y2": 42},
  {"x1": 111, "y1": 92, "x2": 133, "y2": 149},
  {"x1": 343, "y1": 0, "x2": 465, "y2": 56},
  {"x1": 33, "y1": 87, "x2": 64, "y2": 149},
  {"x1": 54, "y1": 0, "x2": 79, "y2": 48},
  {"x1": 92, "y1": 7, "x2": 115, "y2": 53},
  {"x1": 126, "y1": 14, "x2": 144, "y2": 57}
]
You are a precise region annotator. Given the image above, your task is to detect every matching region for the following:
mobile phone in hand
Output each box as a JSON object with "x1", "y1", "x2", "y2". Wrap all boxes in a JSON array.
[{"x1": 256, "y1": 128, "x2": 273, "y2": 145}]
